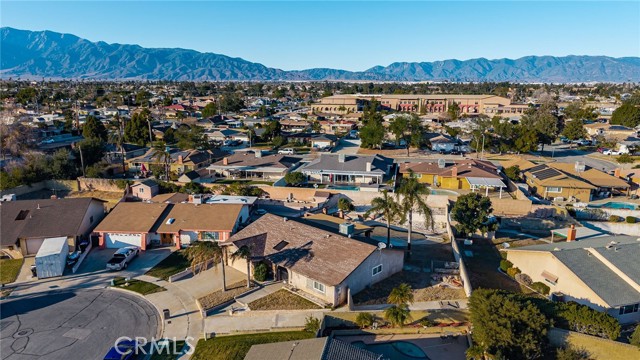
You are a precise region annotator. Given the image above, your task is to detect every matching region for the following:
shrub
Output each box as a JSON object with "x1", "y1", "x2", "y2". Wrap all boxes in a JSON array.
[
  {"x1": 304, "y1": 316, "x2": 321, "y2": 333},
  {"x1": 515, "y1": 273, "x2": 533, "y2": 286},
  {"x1": 553, "y1": 301, "x2": 621, "y2": 340},
  {"x1": 629, "y1": 324, "x2": 640, "y2": 347},
  {"x1": 531, "y1": 282, "x2": 550, "y2": 295},
  {"x1": 556, "y1": 345, "x2": 591, "y2": 360},
  {"x1": 507, "y1": 267, "x2": 521, "y2": 278},
  {"x1": 419, "y1": 317, "x2": 435, "y2": 327},
  {"x1": 625, "y1": 216, "x2": 637, "y2": 224},
  {"x1": 253, "y1": 262, "x2": 269, "y2": 282},
  {"x1": 499, "y1": 259, "x2": 513, "y2": 272},
  {"x1": 355, "y1": 312, "x2": 375, "y2": 328},
  {"x1": 608, "y1": 215, "x2": 623, "y2": 222}
]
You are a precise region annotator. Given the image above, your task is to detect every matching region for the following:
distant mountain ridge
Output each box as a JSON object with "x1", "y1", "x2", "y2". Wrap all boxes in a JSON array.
[{"x1": 2, "y1": 27, "x2": 639, "y2": 82}]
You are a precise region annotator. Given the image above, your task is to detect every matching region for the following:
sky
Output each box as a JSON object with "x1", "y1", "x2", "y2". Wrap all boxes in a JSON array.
[{"x1": 2, "y1": 1, "x2": 639, "y2": 71}]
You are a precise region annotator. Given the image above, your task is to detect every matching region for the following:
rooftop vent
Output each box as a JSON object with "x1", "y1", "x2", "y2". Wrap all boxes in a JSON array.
[
  {"x1": 437, "y1": 158, "x2": 446, "y2": 169},
  {"x1": 166, "y1": 218, "x2": 175, "y2": 225},
  {"x1": 273, "y1": 240, "x2": 289, "y2": 251}
]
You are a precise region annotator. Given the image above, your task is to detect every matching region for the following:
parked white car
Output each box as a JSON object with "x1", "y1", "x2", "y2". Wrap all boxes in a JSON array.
[
  {"x1": 278, "y1": 148, "x2": 296, "y2": 155},
  {"x1": 603, "y1": 149, "x2": 625, "y2": 155},
  {"x1": 106, "y1": 246, "x2": 139, "y2": 270}
]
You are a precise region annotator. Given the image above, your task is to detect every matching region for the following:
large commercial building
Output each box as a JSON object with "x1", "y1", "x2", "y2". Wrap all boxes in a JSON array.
[{"x1": 311, "y1": 94, "x2": 528, "y2": 117}]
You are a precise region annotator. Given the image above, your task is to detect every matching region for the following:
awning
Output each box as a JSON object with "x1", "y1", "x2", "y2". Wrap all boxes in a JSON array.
[
  {"x1": 466, "y1": 177, "x2": 506, "y2": 188},
  {"x1": 541, "y1": 270, "x2": 558, "y2": 284}
]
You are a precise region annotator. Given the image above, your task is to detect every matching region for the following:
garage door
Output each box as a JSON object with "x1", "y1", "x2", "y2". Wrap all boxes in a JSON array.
[
  {"x1": 26, "y1": 238, "x2": 45, "y2": 255},
  {"x1": 104, "y1": 233, "x2": 142, "y2": 248},
  {"x1": 179, "y1": 231, "x2": 198, "y2": 246}
]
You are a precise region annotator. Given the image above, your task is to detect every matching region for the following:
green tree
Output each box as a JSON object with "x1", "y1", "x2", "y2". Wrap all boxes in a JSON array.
[
  {"x1": 201, "y1": 102, "x2": 218, "y2": 118},
  {"x1": 337, "y1": 197, "x2": 355, "y2": 212},
  {"x1": 447, "y1": 102, "x2": 461, "y2": 120},
  {"x1": 616, "y1": 153, "x2": 634, "y2": 164},
  {"x1": 562, "y1": 119, "x2": 587, "y2": 140},
  {"x1": 556, "y1": 346, "x2": 591, "y2": 360},
  {"x1": 359, "y1": 118, "x2": 385, "y2": 149},
  {"x1": 50, "y1": 149, "x2": 77, "y2": 179},
  {"x1": 397, "y1": 171, "x2": 434, "y2": 252},
  {"x1": 389, "y1": 115, "x2": 409, "y2": 145},
  {"x1": 365, "y1": 190, "x2": 400, "y2": 246},
  {"x1": 284, "y1": 171, "x2": 305, "y2": 185},
  {"x1": 629, "y1": 324, "x2": 640, "y2": 347},
  {"x1": 82, "y1": 116, "x2": 108, "y2": 141},
  {"x1": 504, "y1": 165, "x2": 521, "y2": 182},
  {"x1": 125, "y1": 109, "x2": 153, "y2": 146},
  {"x1": 151, "y1": 141, "x2": 172, "y2": 180},
  {"x1": 15, "y1": 87, "x2": 37, "y2": 104},
  {"x1": 388, "y1": 283, "x2": 414, "y2": 305},
  {"x1": 272, "y1": 135, "x2": 286, "y2": 148},
  {"x1": 76, "y1": 138, "x2": 106, "y2": 169},
  {"x1": 230, "y1": 245, "x2": 253, "y2": 288},
  {"x1": 384, "y1": 305, "x2": 411, "y2": 328},
  {"x1": 611, "y1": 102, "x2": 640, "y2": 128},
  {"x1": 263, "y1": 120, "x2": 282, "y2": 141},
  {"x1": 219, "y1": 93, "x2": 245, "y2": 113},
  {"x1": 355, "y1": 313, "x2": 375, "y2": 328},
  {"x1": 175, "y1": 125, "x2": 209, "y2": 150},
  {"x1": 451, "y1": 193, "x2": 494, "y2": 236},
  {"x1": 180, "y1": 181, "x2": 205, "y2": 194},
  {"x1": 468, "y1": 289, "x2": 549, "y2": 360},
  {"x1": 185, "y1": 241, "x2": 226, "y2": 291}
]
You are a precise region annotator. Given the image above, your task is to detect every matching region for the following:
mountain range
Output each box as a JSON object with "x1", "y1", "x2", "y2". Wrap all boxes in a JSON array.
[{"x1": 2, "y1": 27, "x2": 639, "y2": 83}]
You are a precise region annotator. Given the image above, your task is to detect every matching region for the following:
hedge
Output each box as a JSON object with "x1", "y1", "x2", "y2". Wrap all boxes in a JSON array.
[
  {"x1": 608, "y1": 215, "x2": 623, "y2": 222},
  {"x1": 626, "y1": 216, "x2": 637, "y2": 224},
  {"x1": 531, "y1": 282, "x2": 550, "y2": 295},
  {"x1": 253, "y1": 262, "x2": 269, "y2": 282},
  {"x1": 500, "y1": 259, "x2": 513, "y2": 272},
  {"x1": 507, "y1": 267, "x2": 522, "y2": 278}
]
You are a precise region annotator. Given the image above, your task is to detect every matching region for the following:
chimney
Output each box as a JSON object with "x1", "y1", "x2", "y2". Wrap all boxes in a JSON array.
[
  {"x1": 255, "y1": 150, "x2": 262, "y2": 158},
  {"x1": 567, "y1": 224, "x2": 577, "y2": 242},
  {"x1": 451, "y1": 166, "x2": 458, "y2": 177},
  {"x1": 50, "y1": 195, "x2": 57, "y2": 200},
  {"x1": 178, "y1": 155, "x2": 184, "y2": 164},
  {"x1": 338, "y1": 210, "x2": 344, "y2": 219},
  {"x1": 322, "y1": 207, "x2": 328, "y2": 215},
  {"x1": 366, "y1": 162, "x2": 372, "y2": 172},
  {"x1": 614, "y1": 168, "x2": 621, "y2": 178},
  {"x1": 338, "y1": 154, "x2": 345, "y2": 163},
  {"x1": 223, "y1": 157, "x2": 229, "y2": 165}
]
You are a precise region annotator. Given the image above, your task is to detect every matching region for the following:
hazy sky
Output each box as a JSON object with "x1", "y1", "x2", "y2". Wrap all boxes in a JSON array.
[{"x1": 2, "y1": 1, "x2": 639, "y2": 71}]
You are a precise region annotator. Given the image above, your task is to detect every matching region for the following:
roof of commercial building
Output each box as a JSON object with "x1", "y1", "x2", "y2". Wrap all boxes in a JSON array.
[
  {"x1": 1, "y1": 198, "x2": 105, "y2": 246},
  {"x1": 94, "y1": 202, "x2": 170, "y2": 233},
  {"x1": 244, "y1": 337, "x2": 384, "y2": 360},
  {"x1": 225, "y1": 214, "x2": 384, "y2": 286},
  {"x1": 302, "y1": 154, "x2": 393, "y2": 175}
]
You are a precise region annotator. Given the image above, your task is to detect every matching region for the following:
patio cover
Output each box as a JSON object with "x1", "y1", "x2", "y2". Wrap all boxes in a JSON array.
[{"x1": 466, "y1": 177, "x2": 506, "y2": 188}]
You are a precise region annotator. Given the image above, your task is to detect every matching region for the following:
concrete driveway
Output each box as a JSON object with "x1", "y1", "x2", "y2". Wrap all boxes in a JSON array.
[{"x1": 0, "y1": 288, "x2": 158, "y2": 360}]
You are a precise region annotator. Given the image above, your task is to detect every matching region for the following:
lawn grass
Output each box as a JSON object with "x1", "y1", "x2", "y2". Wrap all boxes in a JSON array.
[
  {"x1": 113, "y1": 277, "x2": 166, "y2": 295},
  {"x1": 191, "y1": 331, "x2": 314, "y2": 360},
  {"x1": 0, "y1": 258, "x2": 24, "y2": 285},
  {"x1": 145, "y1": 250, "x2": 190, "y2": 280},
  {"x1": 248, "y1": 289, "x2": 321, "y2": 310},
  {"x1": 198, "y1": 281, "x2": 254, "y2": 310}
]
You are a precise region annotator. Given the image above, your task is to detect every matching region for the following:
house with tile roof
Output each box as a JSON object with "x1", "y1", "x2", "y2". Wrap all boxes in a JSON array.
[
  {"x1": 1, "y1": 198, "x2": 106, "y2": 257},
  {"x1": 223, "y1": 214, "x2": 404, "y2": 306},
  {"x1": 506, "y1": 233, "x2": 640, "y2": 323}
]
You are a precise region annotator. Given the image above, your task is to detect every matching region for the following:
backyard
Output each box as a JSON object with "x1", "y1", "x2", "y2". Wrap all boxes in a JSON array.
[
  {"x1": 145, "y1": 250, "x2": 190, "y2": 280},
  {"x1": 0, "y1": 258, "x2": 23, "y2": 285},
  {"x1": 191, "y1": 331, "x2": 314, "y2": 360},
  {"x1": 248, "y1": 289, "x2": 321, "y2": 310}
]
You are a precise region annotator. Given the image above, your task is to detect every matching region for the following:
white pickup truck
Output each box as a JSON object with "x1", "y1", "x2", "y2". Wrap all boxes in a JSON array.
[{"x1": 106, "y1": 247, "x2": 139, "y2": 271}]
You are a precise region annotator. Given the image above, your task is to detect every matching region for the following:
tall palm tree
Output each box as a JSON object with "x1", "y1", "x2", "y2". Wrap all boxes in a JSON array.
[
  {"x1": 384, "y1": 304, "x2": 411, "y2": 328},
  {"x1": 397, "y1": 170, "x2": 434, "y2": 252},
  {"x1": 151, "y1": 141, "x2": 171, "y2": 180},
  {"x1": 387, "y1": 283, "x2": 414, "y2": 306},
  {"x1": 230, "y1": 245, "x2": 252, "y2": 288},
  {"x1": 185, "y1": 241, "x2": 227, "y2": 291},
  {"x1": 365, "y1": 190, "x2": 399, "y2": 247},
  {"x1": 107, "y1": 113, "x2": 127, "y2": 174}
]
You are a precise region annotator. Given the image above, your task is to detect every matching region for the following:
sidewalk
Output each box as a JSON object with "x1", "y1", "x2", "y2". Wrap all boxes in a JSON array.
[
  {"x1": 204, "y1": 310, "x2": 327, "y2": 335},
  {"x1": 234, "y1": 282, "x2": 283, "y2": 307}
]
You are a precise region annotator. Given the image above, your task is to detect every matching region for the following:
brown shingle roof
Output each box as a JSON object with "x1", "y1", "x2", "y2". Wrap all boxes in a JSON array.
[
  {"x1": 399, "y1": 159, "x2": 500, "y2": 179},
  {"x1": 156, "y1": 203, "x2": 242, "y2": 233},
  {"x1": 94, "y1": 202, "x2": 170, "y2": 233},
  {"x1": 224, "y1": 214, "x2": 377, "y2": 286},
  {"x1": 1, "y1": 198, "x2": 105, "y2": 246}
]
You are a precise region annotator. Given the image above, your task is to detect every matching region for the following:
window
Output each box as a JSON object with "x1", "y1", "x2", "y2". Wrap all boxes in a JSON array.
[
  {"x1": 312, "y1": 281, "x2": 325, "y2": 294},
  {"x1": 372, "y1": 264, "x2": 383, "y2": 276},
  {"x1": 547, "y1": 187, "x2": 562, "y2": 193},
  {"x1": 202, "y1": 232, "x2": 220, "y2": 240},
  {"x1": 619, "y1": 303, "x2": 640, "y2": 315},
  {"x1": 139, "y1": 188, "x2": 144, "y2": 193}
]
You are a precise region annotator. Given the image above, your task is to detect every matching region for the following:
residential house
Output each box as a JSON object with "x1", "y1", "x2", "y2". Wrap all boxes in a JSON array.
[
  {"x1": 245, "y1": 337, "x2": 383, "y2": 360},
  {"x1": 507, "y1": 232, "x2": 640, "y2": 323},
  {"x1": 318, "y1": 120, "x2": 357, "y2": 135},
  {"x1": 399, "y1": 159, "x2": 507, "y2": 197},
  {"x1": 310, "y1": 134, "x2": 338, "y2": 149},
  {"x1": 127, "y1": 148, "x2": 218, "y2": 175},
  {"x1": 279, "y1": 119, "x2": 309, "y2": 132},
  {"x1": 130, "y1": 179, "x2": 159, "y2": 200},
  {"x1": 1, "y1": 198, "x2": 106, "y2": 257},
  {"x1": 206, "y1": 128, "x2": 240, "y2": 142},
  {"x1": 104, "y1": 143, "x2": 148, "y2": 164},
  {"x1": 207, "y1": 150, "x2": 301, "y2": 180},
  {"x1": 178, "y1": 170, "x2": 201, "y2": 183},
  {"x1": 223, "y1": 214, "x2": 404, "y2": 306},
  {"x1": 300, "y1": 154, "x2": 395, "y2": 186},
  {"x1": 427, "y1": 134, "x2": 460, "y2": 152},
  {"x1": 94, "y1": 202, "x2": 244, "y2": 249},
  {"x1": 548, "y1": 162, "x2": 630, "y2": 197},
  {"x1": 585, "y1": 123, "x2": 637, "y2": 140},
  {"x1": 522, "y1": 164, "x2": 596, "y2": 202},
  {"x1": 617, "y1": 137, "x2": 640, "y2": 155}
]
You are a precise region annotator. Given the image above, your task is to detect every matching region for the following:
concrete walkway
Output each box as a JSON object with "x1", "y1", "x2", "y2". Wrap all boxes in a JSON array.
[
  {"x1": 234, "y1": 282, "x2": 283, "y2": 307},
  {"x1": 204, "y1": 310, "x2": 327, "y2": 335},
  {"x1": 352, "y1": 299, "x2": 468, "y2": 312}
]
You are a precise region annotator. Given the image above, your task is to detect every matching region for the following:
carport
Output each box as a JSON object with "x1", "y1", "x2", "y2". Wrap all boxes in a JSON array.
[{"x1": 467, "y1": 177, "x2": 507, "y2": 198}]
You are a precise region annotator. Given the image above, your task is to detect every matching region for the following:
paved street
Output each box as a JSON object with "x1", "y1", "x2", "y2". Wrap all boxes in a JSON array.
[
  {"x1": 538, "y1": 144, "x2": 618, "y2": 172},
  {"x1": 0, "y1": 289, "x2": 158, "y2": 360}
]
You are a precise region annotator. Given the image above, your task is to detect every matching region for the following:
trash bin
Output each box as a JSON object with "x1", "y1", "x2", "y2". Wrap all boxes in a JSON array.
[{"x1": 163, "y1": 309, "x2": 170, "y2": 320}]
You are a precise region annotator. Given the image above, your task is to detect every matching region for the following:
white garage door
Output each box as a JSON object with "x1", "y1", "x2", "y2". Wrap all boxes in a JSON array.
[
  {"x1": 179, "y1": 231, "x2": 198, "y2": 246},
  {"x1": 26, "y1": 238, "x2": 45, "y2": 255},
  {"x1": 104, "y1": 233, "x2": 142, "y2": 248}
]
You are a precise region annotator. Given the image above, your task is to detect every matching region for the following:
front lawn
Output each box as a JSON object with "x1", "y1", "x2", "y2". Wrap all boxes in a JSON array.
[
  {"x1": 0, "y1": 258, "x2": 24, "y2": 284},
  {"x1": 198, "y1": 281, "x2": 254, "y2": 311},
  {"x1": 191, "y1": 331, "x2": 314, "y2": 360},
  {"x1": 112, "y1": 277, "x2": 166, "y2": 295},
  {"x1": 145, "y1": 250, "x2": 190, "y2": 280},
  {"x1": 248, "y1": 289, "x2": 321, "y2": 310}
]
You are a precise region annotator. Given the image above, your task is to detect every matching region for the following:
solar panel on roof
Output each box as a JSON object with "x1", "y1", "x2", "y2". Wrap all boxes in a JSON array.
[
  {"x1": 528, "y1": 164, "x2": 547, "y2": 173},
  {"x1": 535, "y1": 168, "x2": 562, "y2": 180}
]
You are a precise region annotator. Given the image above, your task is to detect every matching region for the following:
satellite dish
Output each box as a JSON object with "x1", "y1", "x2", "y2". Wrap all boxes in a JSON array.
[{"x1": 377, "y1": 242, "x2": 387, "y2": 250}]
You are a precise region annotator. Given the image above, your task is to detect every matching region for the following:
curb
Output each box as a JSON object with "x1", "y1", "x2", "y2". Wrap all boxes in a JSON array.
[{"x1": 108, "y1": 286, "x2": 164, "y2": 339}]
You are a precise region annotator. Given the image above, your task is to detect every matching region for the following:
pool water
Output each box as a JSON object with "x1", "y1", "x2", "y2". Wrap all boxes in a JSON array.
[
  {"x1": 429, "y1": 188, "x2": 459, "y2": 196},
  {"x1": 588, "y1": 202, "x2": 638, "y2": 210},
  {"x1": 352, "y1": 340, "x2": 429, "y2": 360},
  {"x1": 327, "y1": 185, "x2": 360, "y2": 191}
]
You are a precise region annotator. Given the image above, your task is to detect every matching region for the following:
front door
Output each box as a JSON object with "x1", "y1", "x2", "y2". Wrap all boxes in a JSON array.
[
  {"x1": 277, "y1": 267, "x2": 289, "y2": 282},
  {"x1": 160, "y1": 233, "x2": 173, "y2": 245}
]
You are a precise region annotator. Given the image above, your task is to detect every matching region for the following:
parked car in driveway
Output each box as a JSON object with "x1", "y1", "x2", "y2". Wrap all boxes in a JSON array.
[
  {"x1": 278, "y1": 148, "x2": 296, "y2": 155},
  {"x1": 103, "y1": 339, "x2": 138, "y2": 360},
  {"x1": 603, "y1": 149, "x2": 621, "y2": 155},
  {"x1": 106, "y1": 247, "x2": 139, "y2": 271}
]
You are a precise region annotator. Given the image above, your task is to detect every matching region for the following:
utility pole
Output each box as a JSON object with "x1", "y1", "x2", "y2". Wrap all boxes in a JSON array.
[
  {"x1": 78, "y1": 143, "x2": 86, "y2": 177},
  {"x1": 147, "y1": 119, "x2": 153, "y2": 144},
  {"x1": 481, "y1": 134, "x2": 485, "y2": 160}
]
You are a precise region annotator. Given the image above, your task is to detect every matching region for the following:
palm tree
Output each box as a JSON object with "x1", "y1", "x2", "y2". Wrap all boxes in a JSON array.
[
  {"x1": 384, "y1": 304, "x2": 411, "y2": 328},
  {"x1": 365, "y1": 190, "x2": 399, "y2": 247},
  {"x1": 151, "y1": 141, "x2": 171, "y2": 180},
  {"x1": 397, "y1": 170, "x2": 434, "y2": 252},
  {"x1": 184, "y1": 241, "x2": 227, "y2": 291},
  {"x1": 387, "y1": 283, "x2": 414, "y2": 305},
  {"x1": 108, "y1": 114, "x2": 127, "y2": 174},
  {"x1": 230, "y1": 245, "x2": 252, "y2": 288}
]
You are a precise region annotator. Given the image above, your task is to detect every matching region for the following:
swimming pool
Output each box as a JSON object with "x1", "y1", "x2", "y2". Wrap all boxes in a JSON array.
[
  {"x1": 588, "y1": 202, "x2": 638, "y2": 210},
  {"x1": 327, "y1": 185, "x2": 360, "y2": 191},
  {"x1": 429, "y1": 188, "x2": 459, "y2": 196},
  {"x1": 352, "y1": 340, "x2": 429, "y2": 360}
]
